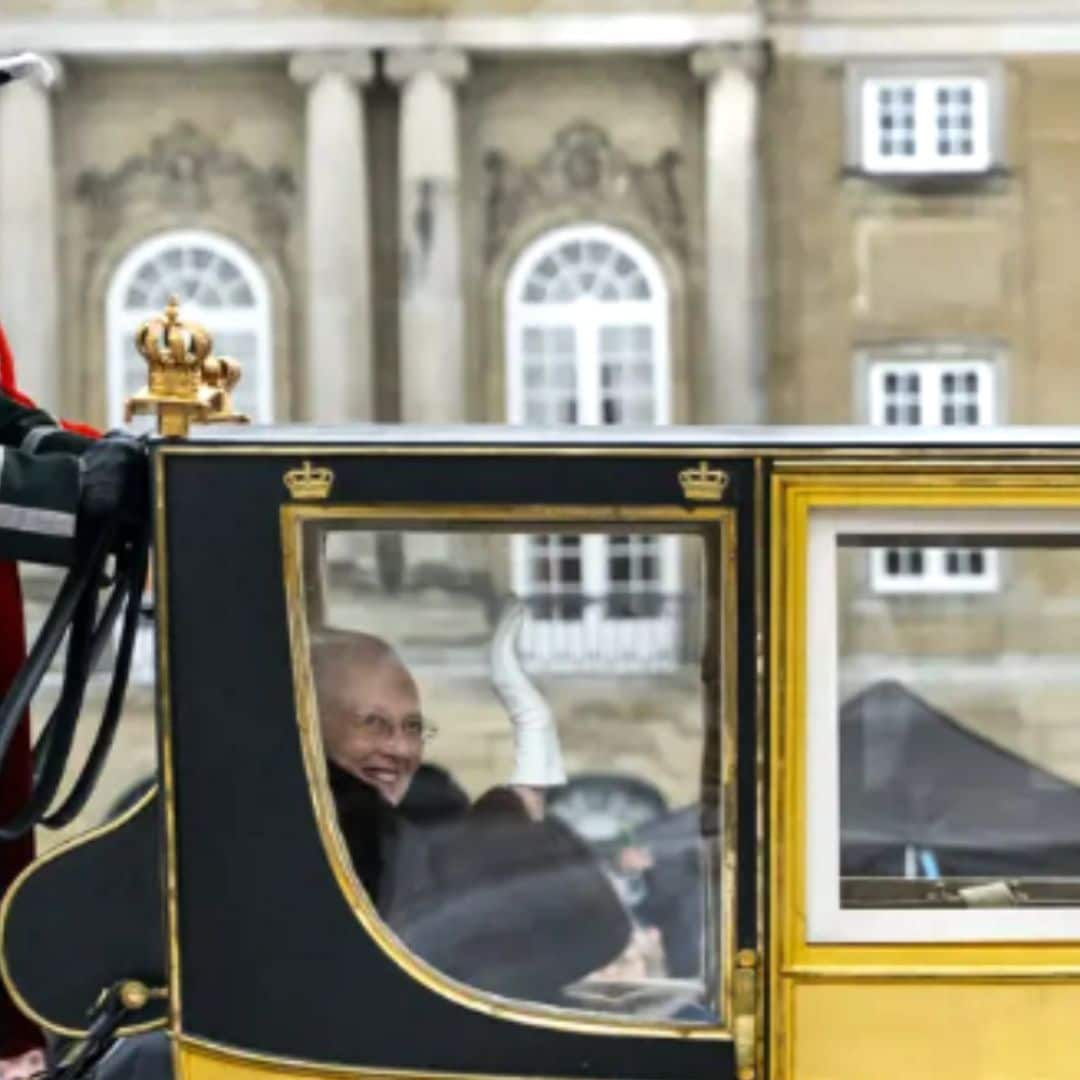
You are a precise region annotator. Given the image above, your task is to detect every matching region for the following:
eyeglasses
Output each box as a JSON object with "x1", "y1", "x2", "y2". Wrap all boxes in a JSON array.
[{"x1": 339, "y1": 710, "x2": 439, "y2": 745}]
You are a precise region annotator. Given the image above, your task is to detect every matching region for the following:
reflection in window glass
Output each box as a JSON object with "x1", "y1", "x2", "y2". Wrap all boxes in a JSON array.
[
  {"x1": 302, "y1": 526, "x2": 719, "y2": 1023},
  {"x1": 838, "y1": 542, "x2": 1080, "y2": 911}
]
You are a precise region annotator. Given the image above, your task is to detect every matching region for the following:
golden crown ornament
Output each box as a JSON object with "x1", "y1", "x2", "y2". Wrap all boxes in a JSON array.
[
  {"x1": 678, "y1": 461, "x2": 729, "y2": 502},
  {"x1": 125, "y1": 296, "x2": 249, "y2": 437},
  {"x1": 283, "y1": 461, "x2": 334, "y2": 501}
]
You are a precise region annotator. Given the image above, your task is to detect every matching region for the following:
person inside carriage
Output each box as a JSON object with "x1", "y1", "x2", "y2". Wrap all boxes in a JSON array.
[{"x1": 312, "y1": 609, "x2": 641, "y2": 1007}]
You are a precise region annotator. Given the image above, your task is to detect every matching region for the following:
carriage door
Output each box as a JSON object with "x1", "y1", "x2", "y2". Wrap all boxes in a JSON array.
[
  {"x1": 506, "y1": 224, "x2": 676, "y2": 670},
  {"x1": 772, "y1": 465, "x2": 1080, "y2": 1080}
]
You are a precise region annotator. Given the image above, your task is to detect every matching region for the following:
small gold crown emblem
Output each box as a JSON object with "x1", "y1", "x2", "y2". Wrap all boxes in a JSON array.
[
  {"x1": 678, "y1": 461, "x2": 728, "y2": 502},
  {"x1": 284, "y1": 460, "x2": 334, "y2": 501}
]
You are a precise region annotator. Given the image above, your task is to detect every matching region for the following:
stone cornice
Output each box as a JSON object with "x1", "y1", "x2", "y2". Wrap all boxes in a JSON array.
[
  {"x1": 0, "y1": 14, "x2": 761, "y2": 56},
  {"x1": 769, "y1": 19, "x2": 1080, "y2": 56},
  {"x1": 7, "y1": 12, "x2": 1080, "y2": 59}
]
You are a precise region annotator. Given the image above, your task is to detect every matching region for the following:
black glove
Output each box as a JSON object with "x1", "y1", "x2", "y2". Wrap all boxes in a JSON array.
[{"x1": 78, "y1": 433, "x2": 149, "y2": 528}]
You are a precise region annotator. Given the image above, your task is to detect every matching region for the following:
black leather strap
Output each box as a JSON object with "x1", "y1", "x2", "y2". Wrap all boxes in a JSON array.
[
  {"x1": 0, "y1": 515, "x2": 150, "y2": 839},
  {"x1": 42, "y1": 524, "x2": 150, "y2": 828}
]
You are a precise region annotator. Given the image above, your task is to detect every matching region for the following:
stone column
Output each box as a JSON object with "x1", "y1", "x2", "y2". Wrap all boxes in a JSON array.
[
  {"x1": 0, "y1": 57, "x2": 62, "y2": 408},
  {"x1": 691, "y1": 44, "x2": 767, "y2": 425},
  {"x1": 289, "y1": 50, "x2": 375, "y2": 423},
  {"x1": 385, "y1": 49, "x2": 469, "y2": 426}
]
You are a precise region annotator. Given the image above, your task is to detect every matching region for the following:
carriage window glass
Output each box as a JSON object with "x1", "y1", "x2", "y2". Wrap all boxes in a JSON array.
[
  {"x1": 806, "y1": 506, "x2": 1080, "y2": 943},
  {"x1": 293, "y1": 524, "x2": 722, "y2": 1025}
]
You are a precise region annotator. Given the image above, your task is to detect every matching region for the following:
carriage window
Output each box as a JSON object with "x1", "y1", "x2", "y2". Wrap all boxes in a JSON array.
[
  {"x1": 292, "y1": 524, "x2": 723, "y2": 1024},
  {"x1": 807, "y1": 506, "x2": 1080, "y2": 942}
]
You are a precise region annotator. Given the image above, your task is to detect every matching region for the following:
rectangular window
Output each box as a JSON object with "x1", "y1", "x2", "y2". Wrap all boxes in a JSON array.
[
  {"x1": 868, "y1": 359, "x2": 998, "y2": 593},
  {"x1": 858, "y1": 74, "x2": 992, "y2": 176},
  {"x1": 804, "y1": 505, "x2": 1080, "y2": 943}
]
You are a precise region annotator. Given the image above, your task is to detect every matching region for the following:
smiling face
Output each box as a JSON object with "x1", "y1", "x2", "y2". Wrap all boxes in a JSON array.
[{"x1": 315, "y1": 635, "x2": 423, "y2": 806}]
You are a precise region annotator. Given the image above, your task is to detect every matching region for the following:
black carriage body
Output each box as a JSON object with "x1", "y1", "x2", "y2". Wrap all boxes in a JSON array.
[{"x1": 158, "y1": 428, "x2": 765, "y2": 1079}]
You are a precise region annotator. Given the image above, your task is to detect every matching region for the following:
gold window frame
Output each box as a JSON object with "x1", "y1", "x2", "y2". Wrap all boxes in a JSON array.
[{"x1": 280, "y1": 502, "x2": 738, "y2": 1042}]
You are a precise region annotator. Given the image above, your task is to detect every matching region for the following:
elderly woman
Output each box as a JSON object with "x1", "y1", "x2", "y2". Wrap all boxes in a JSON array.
[{"x1": 312, "y1": 608, "x2": 631, "y2": 1006}]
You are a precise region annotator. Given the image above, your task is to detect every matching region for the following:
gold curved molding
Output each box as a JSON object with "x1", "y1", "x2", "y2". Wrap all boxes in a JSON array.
[
  {"x1": 0, "y1": 785, "x2": 166, "y2": 1039},
  {"x1": 280, "y1": 502, "x2": 736, "y2": 1042}
]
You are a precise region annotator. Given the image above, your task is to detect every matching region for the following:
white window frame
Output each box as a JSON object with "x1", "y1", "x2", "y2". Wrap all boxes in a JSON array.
[
  {"x1": 504, "y1": 223, "x2": 678, "y2": 672},
  {"x1": 105, "y1": 228, "x2": 274, "y2": 429},
  {"x1": 505, "y1": 222, "x2": 671, "y2": 428},
  {"x1": 867, "y1": 357, "x2": 999, "y2": 594},
  {"x1": 809, "y1": 505, "x2": 1080, "y2": 943},
  {"x1": 847, "y1": 61, "x2": 1003, "y2": 177}
]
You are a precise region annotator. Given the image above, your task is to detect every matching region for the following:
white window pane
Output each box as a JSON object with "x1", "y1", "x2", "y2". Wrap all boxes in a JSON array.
[
  {"x1": 600, "y1": 324, "x2": 655, "y2": 427},
  {"x1": 866, "y1": 80, "x2": 917, "y2": 166},
  {"x1": 939, "y1": 366, "x2": 989, "y2": 426},
  {"x1": 585, "y1": 240, "x2": 612, "y2": 266},
  {"x1": 934, "y1": 82, "x2": 977, "y2": 160},
  {"x1": 862, "y1": 75, "x2": 990, "y2": 175}
]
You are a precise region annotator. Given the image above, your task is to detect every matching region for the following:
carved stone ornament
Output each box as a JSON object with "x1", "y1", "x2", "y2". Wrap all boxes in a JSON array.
[
  {"x1": 76, "y1": 121, "x2": 295, "y2": 245},
  {"x1": 483, "y1": 122, "x2": 686, "y2": 263}
]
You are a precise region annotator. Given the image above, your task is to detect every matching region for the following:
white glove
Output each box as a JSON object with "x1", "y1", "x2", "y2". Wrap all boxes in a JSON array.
[
  {"x1": 490, "y1": 601, "x2": 566, "y2": 787},
  {"x1": 0, "y1": 53, "x2": 57, "y2": 88}
]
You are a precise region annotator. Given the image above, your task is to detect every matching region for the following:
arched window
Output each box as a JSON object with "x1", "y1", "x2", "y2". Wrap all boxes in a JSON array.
[
  {"x1": 505, "y1": 223, "x2": 670, "y2": 427},
  {"x1": 106, "y1": 230, "x2": 273, "y2": 428},
  {"x1": 504, "y1": 224, "x2": 677, "y2": 671}
]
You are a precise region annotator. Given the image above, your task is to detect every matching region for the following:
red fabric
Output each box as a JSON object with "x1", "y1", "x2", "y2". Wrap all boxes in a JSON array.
[
  {"x1": 0, "y1": 565, "x2": 39, "y2": 1058},
  {"x1": 0, "y1": 321, "x2": 100, "y2": 438},
  {"x1": 0, "y1": 319, "x2": 66, "y2": 1057},
  {"x1": 0, "y1": 321, "x2": 15, "y2": 397},
  {"x1": 58, "y1": 417, "x2": 100, "y2": 439}
]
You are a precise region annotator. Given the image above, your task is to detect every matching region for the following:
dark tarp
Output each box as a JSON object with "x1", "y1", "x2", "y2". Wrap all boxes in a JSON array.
[{"x1": 840, "y1": 679, "x2": 1080, "y2": 877}]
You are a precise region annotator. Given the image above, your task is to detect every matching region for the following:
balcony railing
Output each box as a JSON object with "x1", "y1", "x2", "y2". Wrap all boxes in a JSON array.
[{"x1": 518, "y1": 591, "x2": 703, "y2": 674}]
